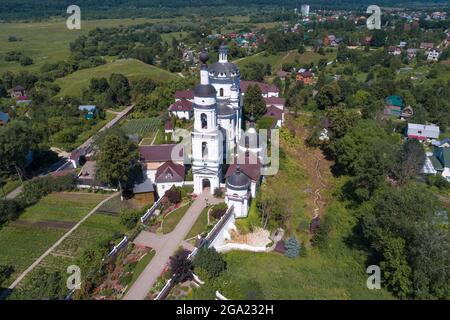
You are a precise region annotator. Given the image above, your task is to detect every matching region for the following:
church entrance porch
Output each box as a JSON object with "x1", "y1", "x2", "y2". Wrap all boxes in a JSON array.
[{"x1": 202, "y1": 178, "x2": 211, "y2": 192}]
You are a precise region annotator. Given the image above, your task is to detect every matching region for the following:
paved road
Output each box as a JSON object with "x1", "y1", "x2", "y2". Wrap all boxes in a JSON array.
[
  {"x1": 123, "y1": 192, "x2": 222, "y2": 300},
  {"x1": 4, "y1": 106, "x2": 134, "y2": 200},
  {"x1": 0, "y1": 192, "x2": 119, "y2": 300}
]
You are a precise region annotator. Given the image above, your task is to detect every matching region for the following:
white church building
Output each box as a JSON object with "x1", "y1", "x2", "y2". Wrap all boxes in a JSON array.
[{"x1": 190, "y1": 46, "x2": 265, "y2": 218}]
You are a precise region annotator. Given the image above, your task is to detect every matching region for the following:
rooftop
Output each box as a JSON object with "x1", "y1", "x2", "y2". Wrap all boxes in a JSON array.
[{"x1": 139, "y1": 144, "x2": 184, "y2": 162}]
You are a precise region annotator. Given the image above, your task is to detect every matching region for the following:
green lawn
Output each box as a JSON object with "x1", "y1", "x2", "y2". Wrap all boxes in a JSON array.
[
  {"x1": 162, "y1": 203, "x2": 191, "y2": 234},
  {"x1": 185, "y1": 206, "x2": 210, "y2": 240},
  {"x1": 126, "y1": 250, "x2": 156, "y2": 292},
  {"x1": 0, "y1": 192, "x2": 109, "y2": 287},
  {"x1": 0, "y1": 18, "x2": 172, "y2": 75},
  {"x1": 121, "y1": 117, "x2": 161, "y2": 138},
  {"x1": 19, "y1": 192, "x2": 109, "y2": 223},
  {"x1": 55, "y1": 59, "x2": 178, "y2": 97}
]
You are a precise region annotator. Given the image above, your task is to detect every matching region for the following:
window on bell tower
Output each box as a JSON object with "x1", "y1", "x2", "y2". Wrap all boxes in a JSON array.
[
  {"x1": 220, "y1": 88, "x2": 224, "y2": 96},
  {"x1": 202, "y1": 142, "x2": 208, "y2": 160},
  {"x1": 201, "y1": 113, "x2": 207, "y2": 129}
]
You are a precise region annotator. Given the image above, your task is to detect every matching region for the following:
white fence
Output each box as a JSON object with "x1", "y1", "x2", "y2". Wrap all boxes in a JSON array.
[
  {"x1": 140, "y1": 196, "x2": 164, "y2": 224},
  {"x1": 106, "y1": 236, "x2": 128, "y2": 258}
]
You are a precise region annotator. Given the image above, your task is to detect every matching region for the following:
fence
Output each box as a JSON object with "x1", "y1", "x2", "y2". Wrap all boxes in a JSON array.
[
  {"x1": 154, "y1": 206, "x2": 234, "y2": 300},
  {"x1": 140, "y1": 196, "x2": 164, "y2": 224},
  {"x1": 106, "y1": 236, "x2": 128, "y2": 258}
]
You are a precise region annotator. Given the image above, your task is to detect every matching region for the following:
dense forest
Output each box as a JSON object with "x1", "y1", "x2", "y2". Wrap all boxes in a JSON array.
[{"x1": 1, "y1": 0, "x2": 450, "y2": 21}]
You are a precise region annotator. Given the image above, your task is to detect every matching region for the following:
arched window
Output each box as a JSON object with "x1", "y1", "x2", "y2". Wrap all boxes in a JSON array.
[
  {"x1": 220, "y1": 88, "x2": 224, "y2": 96},
  {"x1": 245, "y1": 136, "x2": 250, "y2": 148},
  {"x1": 201, "y1": 113, "x2": 207, "y2": 129},
  {"x1": 202, "y1": 142, "x2": 208, "y2": 160}
]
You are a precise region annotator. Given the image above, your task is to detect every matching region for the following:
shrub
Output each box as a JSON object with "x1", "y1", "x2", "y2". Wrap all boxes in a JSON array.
[
  {"x1": 193, "y1": 247, "x2": 227, "y2": 279},
  {"x1": 284, "y1": 236, "x2": 300, "y2": 258},
  {"x1": 165, "y1": 187, "x2": 181, "y2": 204},
  {"x1": 120, "y1": 209, "x2": 141, "y2": 229},
  {"x1": 169, "y1": 249, "x2": 193, "y2": 284},
  {"x1": 210, "y1": 203, "x2": 228, "y2": 220},
  {"x1": 426, "y1": 175, "x2": 450, "y2": 191},
  {"x1": 0, "y1": 199, "x2": 21, "y2": 226}
]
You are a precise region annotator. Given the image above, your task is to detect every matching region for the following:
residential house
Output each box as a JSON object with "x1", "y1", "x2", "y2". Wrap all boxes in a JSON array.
[
  {"x1": 277, "y1": 70, "x2": 289, "y2": 81},
  {"x1": 154, "y1": 161, "x2": 185, "y2": 195},
  {"x1": 296, "y1": 69, "x2": 314, "y2": 84},
  {"x1": 0, "y1": 111, "x2": 10, "y2": 126},
  {"x1": 139, "y1": 144, "x2": 185, "y2": 182},
  {"x1": 240, "y1": 80, "x2": 279, "y2": 98},
  {"x1": 264, "y1": 105, "x2": 284, "y2": 127},
  {"x1": 10, "y1": 85, "x2": 26, "y2": 99},
  {"x1": 420, "y1": 42, "x2": 434, "y2": 50},
  {"x1": 406, "y1": 123, "x2": 440, "y2": 142},
  {"x1": 384, "y1": 95, "x2": 404, "y2": 117},
  {"x1": 388, "y1": 46, "x2": 402, "y2": 56},
  {"x1": 263, "y1": 96, "x2": 285, "y2": 110},
  {"x1": 407, "y1": 48, "x2": 418, "y2": 60},
  {"x1": 168, "y1": 99, "x2": 193, "y2": 120},
  {"x1": 427, "y1": 49, "x2": 441, "y2": 61},
  {"x1": 78, "y1": 105, "x2": 97, "y2": 120},
  {"x1": 400, "y1": 105, "x2": 414, "y2": 120},
  {"x1": 77, "y1": 161, "x2": 114, "y2": 190},
  {"x1": 164, "y1": 120, "x2": 174, "y2": 135},
  {"x1": 422, "y1": 147, "x2": 450, "y2": 182},
  {"x1": 174, "y1": 90, "x2": 194, "y2": 102}
]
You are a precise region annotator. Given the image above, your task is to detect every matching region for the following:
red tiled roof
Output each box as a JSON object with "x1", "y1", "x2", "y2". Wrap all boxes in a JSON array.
[
  {"x1": 264, "y1": 96, "x2": 285, "y2": 106},
  {"x1": 155, "y1": 161, "x2": 185, "y2": 183},
  {"x1": 139, "y1": 144, "x2": 184, "y2": 162},
  {"x1": 174, "y1": 90, "x2": 194, "y2": 100},
  {"x1": 299, "y1": 70, "x2": 313, "y2": 78},
  {"x1": 225, "y1": 155, "x2": 262, "y2": 182},
  {"x1": 169, "y1": 99, "x2": 193, "y2": 112},
  {"x1": 240, "y1": 80, "x2": 279, "y2": 95},
  {"x1": 265, "y1": 105, "x2": 283, "y2": 120}
]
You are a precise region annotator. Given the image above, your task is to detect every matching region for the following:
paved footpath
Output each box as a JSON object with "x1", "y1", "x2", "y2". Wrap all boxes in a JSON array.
[{"x1": 123, "y1": 192, "x2": 222, "y2": 300}]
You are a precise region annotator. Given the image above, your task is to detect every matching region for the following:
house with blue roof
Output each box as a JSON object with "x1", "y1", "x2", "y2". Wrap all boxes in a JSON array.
[
  {"x1": 79, "y1": 105, "x2": 97, "y2": 120},
  {"x1": 422, "y1": 144, "x2": 450, "y2": 182},
  {"x1": 0, "y1": 111, "x2": 10, "y2": 126}
]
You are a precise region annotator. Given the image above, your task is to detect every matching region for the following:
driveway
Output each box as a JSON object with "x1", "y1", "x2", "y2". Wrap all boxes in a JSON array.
[{"x1": 123, "y1": 192, "x2": 222, "y2": 300}]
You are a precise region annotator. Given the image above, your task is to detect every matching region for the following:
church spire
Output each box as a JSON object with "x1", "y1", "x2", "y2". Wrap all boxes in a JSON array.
[{"x1": 218, "y1": 45, "x2": 228, "y2": 63}]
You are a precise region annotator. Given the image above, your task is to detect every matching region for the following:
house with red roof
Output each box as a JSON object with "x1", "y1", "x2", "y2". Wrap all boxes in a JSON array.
[
  {"x1": 174, "y1": 90, "x2": 194, "y2": 102},
  {"x1": 264, "y1": 105, "x2": 284, "y2": 127},
  {"x1": 154, "y1": 161, "x2": 185, "y2": 194},
  {"x1": 263, "y1": 96, "x2": 285, "y2": 110},
  {"x1": 139, "y1": 144, "x2": 185, "y2": 182},
  {"x1": 240, "y1": 80, "x2": 279, "y2": 98},
  {"x1": 168, "y1": 99, "x2": 193, "y2": 120}
]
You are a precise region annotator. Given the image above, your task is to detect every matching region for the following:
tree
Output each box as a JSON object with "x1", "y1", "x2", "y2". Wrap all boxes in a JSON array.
[
  {"x1": 315, "y1": 82, "x2": 342, "y2": 109},
  {"x1": 109, "y1": 73, "x2": 131, "y2": 106},
  {"x1": 325, "y1": 107, "x2": 361, "y2": 140},
  {"x1": 0, "y1": 265, "x2": 14, "y2": 287},
  {"x1": 284, "y1": 236, "x2": 300, "y2": 258},
  {"x1": 394, "y1": 139, "x2": 425, "y2": 185},
  {"x1": 89, "y1": 77, "x2": 109, "y2": 94},
  {"x1": 14, "y1": 268, "x2": 65, "y2": 300},
  {"x1": 243, "y1": 84, "x2": 266, "y2": 120},
  {"x1": 95, "y1": 129, "x2": 138, "y2": 190},
  {"x1": 362, "y1": 184, "x2": 449, "y2": 299},
  {"x1": 193, "y1": 247, "x2": 227, "y2": 279},
  {"x1": 0, "y1": 121, "x2": 39, "y2": 179},
  {"x1": 169, "y1": 249, "x2": 193, "y2": 284},
  {"x1": 380, "y1": 237, "x2": 412, "y2": 299}
]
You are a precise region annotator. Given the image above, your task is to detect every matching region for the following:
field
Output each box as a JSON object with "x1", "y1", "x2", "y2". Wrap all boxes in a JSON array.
[
  {"x1": 0, "y1": 192, "x2": 110, "y2": 287},
  {"x1": 7, "y1": 195, "x2": 128, "y2": 299},
  {"x1": 121, "y1": 117, "x2": 161, "y2": 138},
  {"x1": 0, "y1": 18, "x2": 175, "y2": 75},
  {"x1": 55, "y1": 59, "x2": 178, "y2": 97}
]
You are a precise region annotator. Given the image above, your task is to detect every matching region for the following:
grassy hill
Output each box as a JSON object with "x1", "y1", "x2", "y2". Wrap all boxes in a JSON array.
[
  {"x1": 0, "y1": 18, "x2": 170, "y2": 75},
  {"x1": 55, "y1": 59, "x2": 179, "y2": 97}
]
